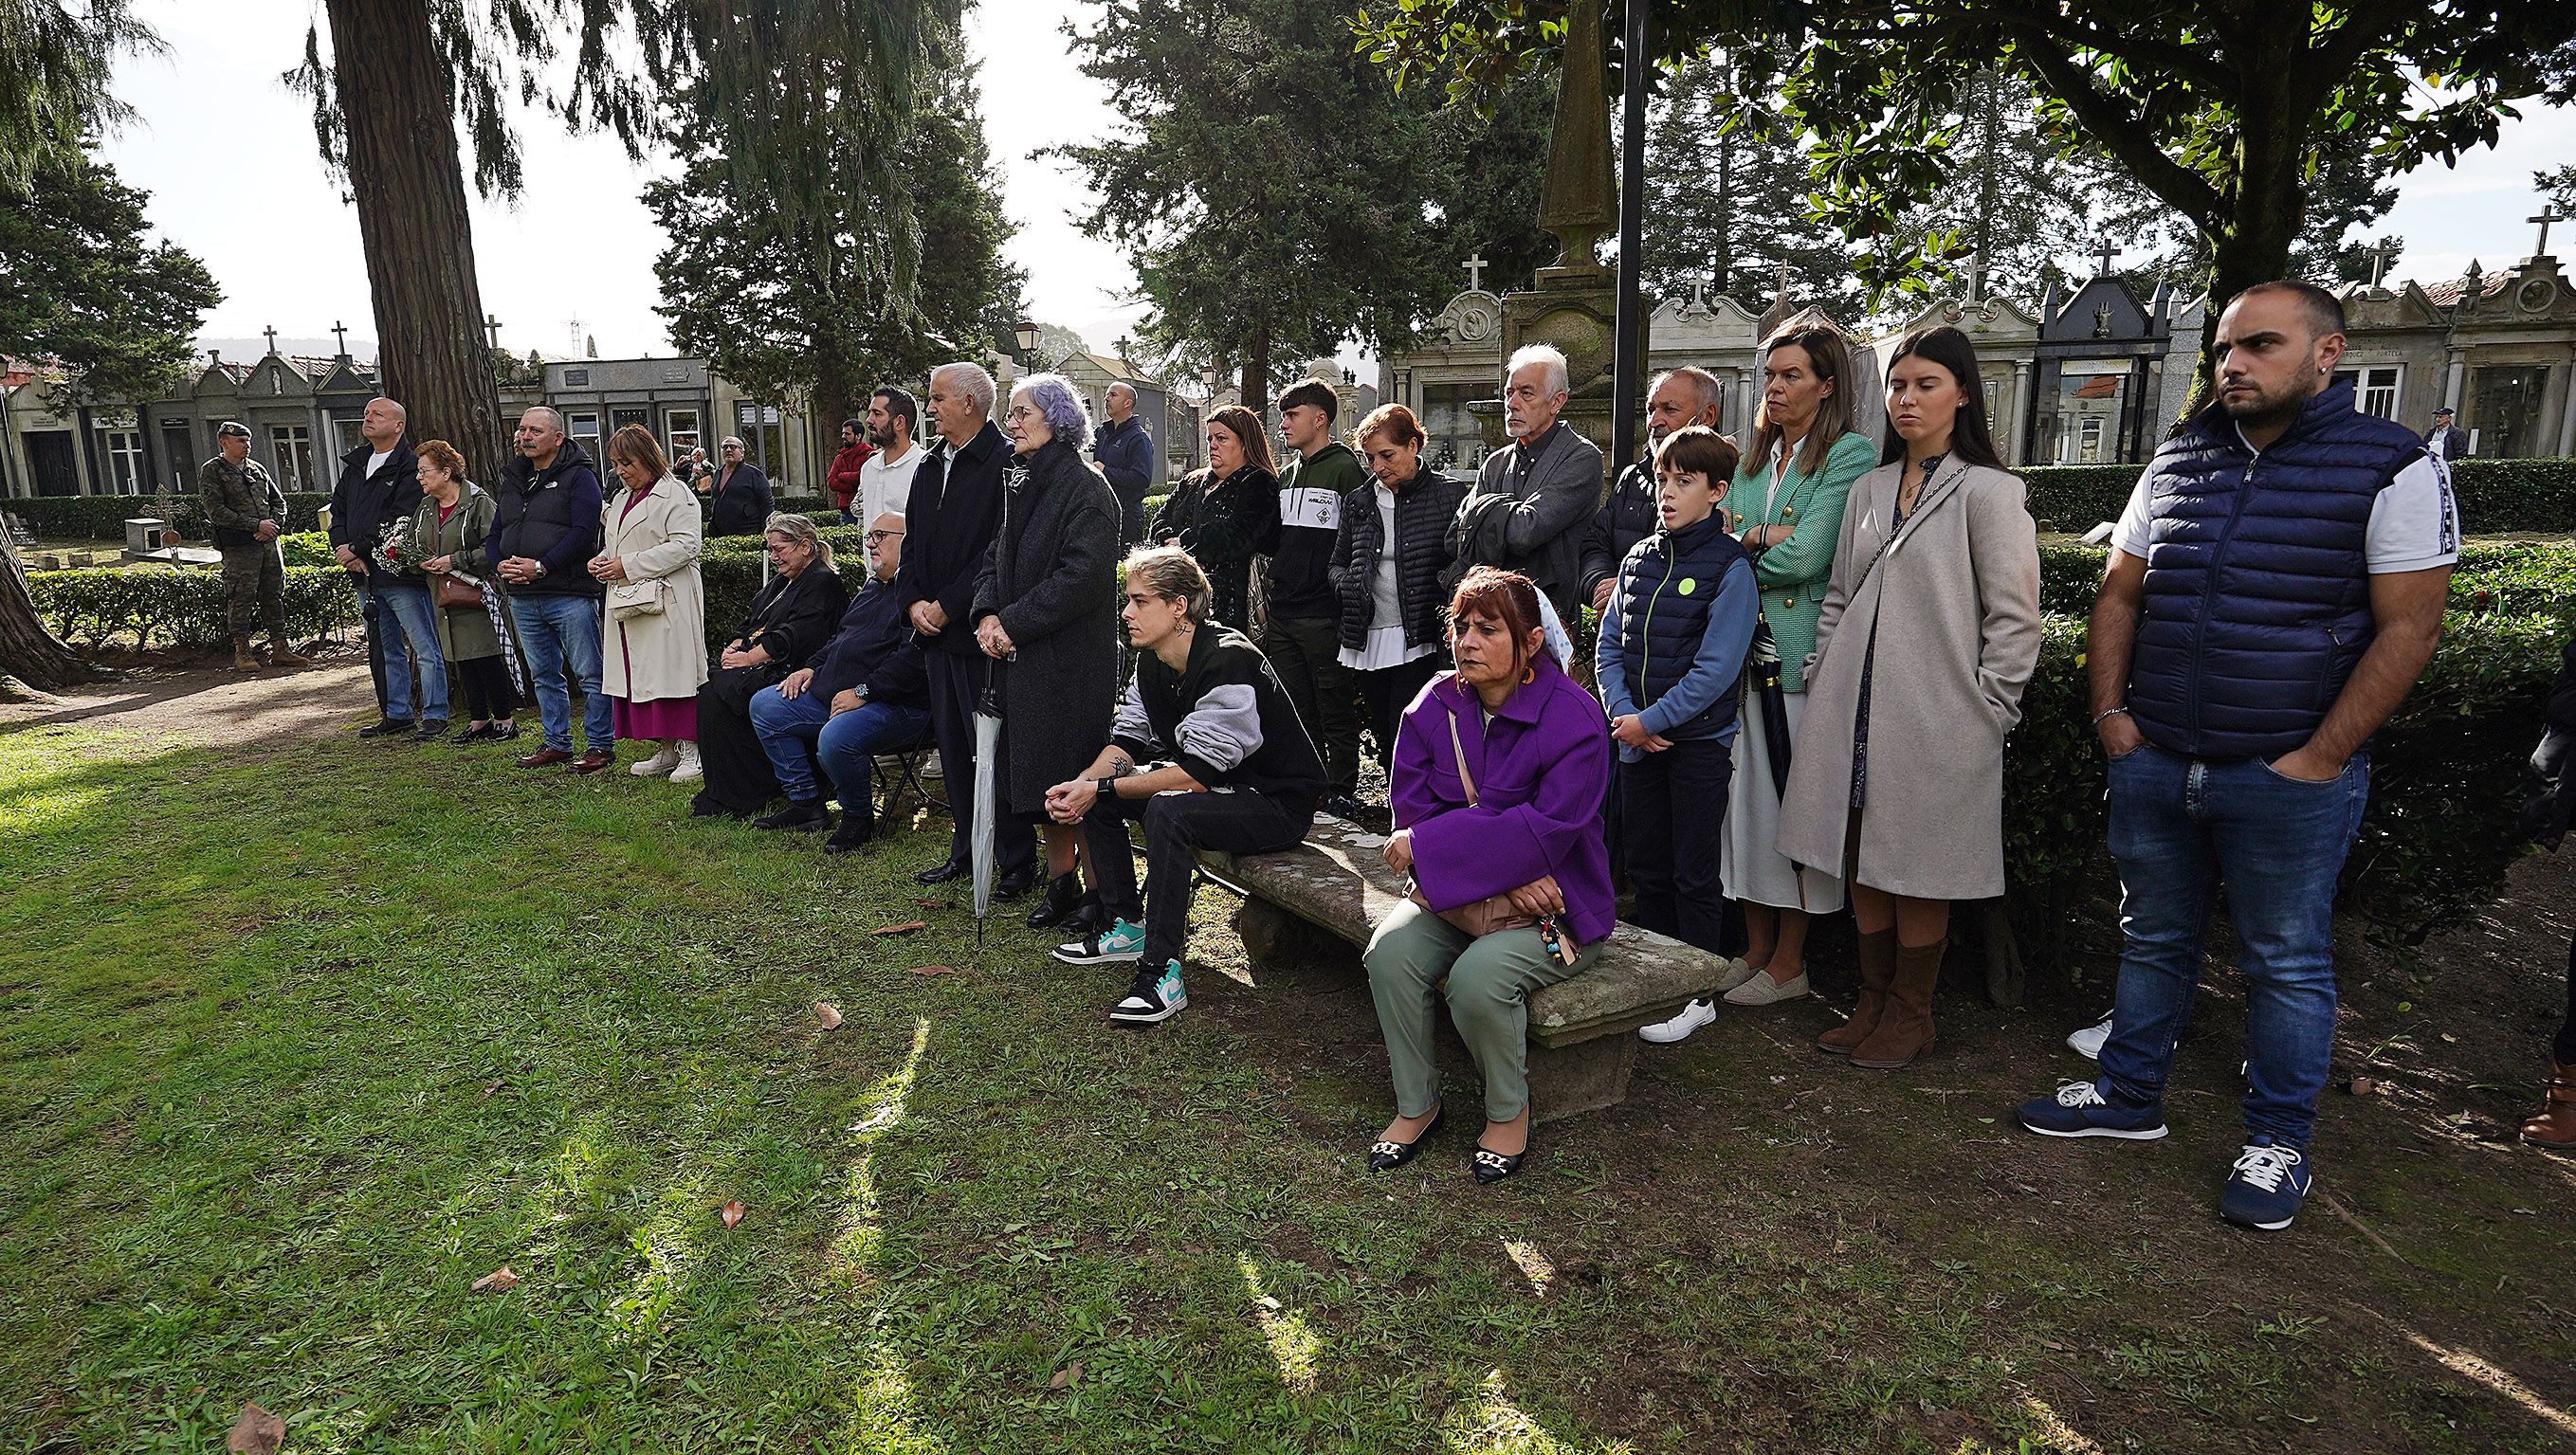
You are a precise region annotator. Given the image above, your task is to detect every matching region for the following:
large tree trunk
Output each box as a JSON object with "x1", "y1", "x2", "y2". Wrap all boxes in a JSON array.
[
  {"x1": 0, "y1": 537, "x2": 93, "y2": 692},
  {"x1": 1241, "y1": 320, "x2": 1270, "y2": 415},
  {"x1": 324, "y1": 0, "x2": 506, "y2": 481},
  {"x1": 2186, "y1": 40, "x2": 2311, "y2": 413}
]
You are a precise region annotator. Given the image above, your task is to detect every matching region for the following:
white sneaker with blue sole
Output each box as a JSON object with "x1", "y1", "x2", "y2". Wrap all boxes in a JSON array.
[
  {"x1": 1054, "y1": 918, "x2": 1145, "y2": 965},
  {"x1": 1108, "y1": 961, "x2": 1187, "y2": 1025}
]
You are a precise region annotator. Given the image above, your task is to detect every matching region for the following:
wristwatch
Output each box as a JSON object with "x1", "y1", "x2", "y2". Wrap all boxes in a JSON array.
[{"x1": 1096, "y1": 775, "x2": 1121, "y2": 804}]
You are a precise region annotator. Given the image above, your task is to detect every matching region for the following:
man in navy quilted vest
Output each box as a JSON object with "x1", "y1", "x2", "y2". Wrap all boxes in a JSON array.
[{"x1": 2015, "y1": 282, "x2": 2458, "y2": 1232}]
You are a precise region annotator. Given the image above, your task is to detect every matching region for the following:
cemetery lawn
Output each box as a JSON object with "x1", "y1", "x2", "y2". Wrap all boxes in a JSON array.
[{"x1": 4, "y1": 703, "x2": 2575, "y2": 1453}]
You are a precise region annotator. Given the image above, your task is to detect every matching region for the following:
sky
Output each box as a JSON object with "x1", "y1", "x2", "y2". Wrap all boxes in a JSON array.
[{"x1": 88, "y1": 0, "x2": 2576, "y2": 371}]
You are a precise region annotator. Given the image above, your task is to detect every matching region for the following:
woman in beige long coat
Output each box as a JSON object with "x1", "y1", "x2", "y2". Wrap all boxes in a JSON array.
[
  {"x1": 590, "y1": 425, "x2": 709, "y2": 782},
  {"x1": 1777, "y1": 324, "x2": 2040, "y2": 1071}
]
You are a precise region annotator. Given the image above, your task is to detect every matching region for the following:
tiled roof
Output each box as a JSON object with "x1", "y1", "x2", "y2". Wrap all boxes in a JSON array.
[{"x1": 2418, "y1": 271, "x2": 2510, "y2": 308}]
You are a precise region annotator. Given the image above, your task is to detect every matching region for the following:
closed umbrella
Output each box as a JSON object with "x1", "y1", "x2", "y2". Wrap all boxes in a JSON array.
[
  {"x1": 1745, "y1": 609, "x2": 1804, "y2": 908},
  {"x1": 971, "y1": 661, "x2": 1002, "y2": 943}
]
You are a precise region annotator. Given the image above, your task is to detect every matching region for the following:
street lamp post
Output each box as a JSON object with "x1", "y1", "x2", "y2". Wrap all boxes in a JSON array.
[{"x1": 1013, "y1": 319, "x2": 1042, "y2": 375}]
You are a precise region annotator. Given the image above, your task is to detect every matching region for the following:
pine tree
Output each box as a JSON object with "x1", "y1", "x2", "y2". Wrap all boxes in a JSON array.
[{"x1": 1644, "y1": 54, "x2": 1862, "y2": 317}]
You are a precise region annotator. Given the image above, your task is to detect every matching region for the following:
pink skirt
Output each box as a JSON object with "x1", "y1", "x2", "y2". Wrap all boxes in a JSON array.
[{"x1": 613, "y1": 694, "x2": 696, "y2": 740}]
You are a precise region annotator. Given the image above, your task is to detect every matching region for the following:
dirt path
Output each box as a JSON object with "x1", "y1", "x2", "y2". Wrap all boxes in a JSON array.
[{"x1": 0, "y1": 646, "x2": 379, "y2": 745}]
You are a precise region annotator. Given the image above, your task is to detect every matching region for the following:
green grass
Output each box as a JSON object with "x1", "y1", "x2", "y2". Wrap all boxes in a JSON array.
[{"x1": 3, "y1": 721, "x2": 2571, "y2": 1452}]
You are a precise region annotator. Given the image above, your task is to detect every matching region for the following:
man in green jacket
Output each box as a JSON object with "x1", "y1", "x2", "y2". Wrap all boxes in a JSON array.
[
  {"x1": 1265, "y1": 377, "x2": 1370, "y2": 818},
  {"x1": 198, "y1": 422, "x2": 306, "y2": 671}
]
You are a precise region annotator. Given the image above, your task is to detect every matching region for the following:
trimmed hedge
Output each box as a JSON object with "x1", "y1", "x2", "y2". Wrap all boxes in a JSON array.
[
  {"x1": 2036, "y1": 539, "x2": 2575, "y2": 619},
  {"x1": 2004, "y1": 610, "x2": 2567, "y2": 962},
  {"x1": 11, "y1": 492, "x2": 335, "y2": 541},
  {"x1": 698, "y1": 525, "x2": 871, "y2": 652},
  {"x1": 30, "y1": 564, "x2": 360, "y2": 650},
  {"x1": 2019, "y1": 458, "x2": 2576, "y2": 535}
]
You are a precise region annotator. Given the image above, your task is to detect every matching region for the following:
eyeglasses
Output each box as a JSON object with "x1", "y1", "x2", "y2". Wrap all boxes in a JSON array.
[
  {"x1": 865, "y1": 529, "x2": 905, "y2": 544},
  {"x1": 1004, "y1": 406, "x2": 1042, "y2": 421}
]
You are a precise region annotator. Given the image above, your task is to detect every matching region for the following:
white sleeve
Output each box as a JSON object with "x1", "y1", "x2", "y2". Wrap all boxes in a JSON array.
[
  {"x1": 2108, "y1": 470, "x2": 2155, "y2": 559},
  {"x1": 2364, "y1": 455, "x2": 2460, "y2": 573}
]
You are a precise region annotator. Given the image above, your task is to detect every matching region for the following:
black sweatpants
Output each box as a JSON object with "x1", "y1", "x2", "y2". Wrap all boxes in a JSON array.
[
  {"x1": 1082, "y1": 789, "x2": 1313, "y2": 969},
  {"x1": 1355, "y1": 654, "x2": 1442, "y2": 777},
  {"x1": 1619, "y1": 735, "x2": 1734, "y2": 956},
  {"x1": 924, "y1": 649, "x2": 1036, "y2": 876},
  {"x1": 2556, "y1": 927, "x2": 2576, "y2": 1065},
  {"x1": 1263, "y1": 614, "x2": 1361, "y2": 797}
]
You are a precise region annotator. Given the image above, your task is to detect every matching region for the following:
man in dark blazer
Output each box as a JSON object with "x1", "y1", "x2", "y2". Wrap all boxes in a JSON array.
[
  {"x1": 327, "y1": 395, "x2": 423, "y2": 733},
  {"x1": 2423, "y1": 406, "x2": 2470, "y2": 464},
  {"x1": 895, "y1": 360, "x2": 1036, "y2": 892},
  {"x1": 702, "y1": 436, "x2": 774, "y2": 537}
]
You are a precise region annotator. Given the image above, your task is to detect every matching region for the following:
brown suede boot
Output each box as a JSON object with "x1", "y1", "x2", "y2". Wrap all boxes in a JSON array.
[
  {"x1": 231, "y1": 636, "x2": 263, "y2": 671},
  {"x1": 265, "y1": 637, "x2": 310, "y2": 667},
  {"x1": 2522, "y1": 1064, "x2": 2576, "y2": 1152},
  {"x1": 1851, "y1": 938, "x2": 1946, "y2": 1069},
  {"x1": 1818, "y1": 928, "x2": 1898, "y2": 1056}
]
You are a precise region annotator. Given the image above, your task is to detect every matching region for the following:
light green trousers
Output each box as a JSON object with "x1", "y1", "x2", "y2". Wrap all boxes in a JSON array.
[{"x1": 1365, "y1": 900, "x2": 1600, "y2": 1122}]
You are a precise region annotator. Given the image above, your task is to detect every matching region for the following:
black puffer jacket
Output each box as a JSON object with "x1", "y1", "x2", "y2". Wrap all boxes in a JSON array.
[
  {"x1": 1149, "y1": 465, "x2": 1278, "y2": 630},
  {"x1": 1329, "y1": 467, "x2": 1464, "y2": 654}
]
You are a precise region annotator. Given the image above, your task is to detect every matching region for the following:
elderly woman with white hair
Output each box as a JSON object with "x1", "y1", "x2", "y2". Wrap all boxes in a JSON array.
[{"x1": 970, "y1": 373, "x2": 1124, "y2": 931}]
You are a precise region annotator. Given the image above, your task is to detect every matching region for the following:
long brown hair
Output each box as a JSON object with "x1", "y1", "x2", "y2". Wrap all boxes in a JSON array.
[
  {"x1": 1204, "y1": 404, "x2": 1275, "y2": 479},
  {"x1": 1746, "y1": 323, "x2": 1859, "y2": 481}
]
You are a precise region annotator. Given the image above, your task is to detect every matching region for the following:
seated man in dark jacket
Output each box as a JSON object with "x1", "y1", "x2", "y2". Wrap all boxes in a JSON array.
[
  {"x1": 744, "y1": 512, "x2": 934, "y2": 851},
  {"x1": 703, "y1": 436, "x2": 775, "y2": 537},
  {"x1": 1045, "y1": 546, "x2": 1325, "y2": 1026}
]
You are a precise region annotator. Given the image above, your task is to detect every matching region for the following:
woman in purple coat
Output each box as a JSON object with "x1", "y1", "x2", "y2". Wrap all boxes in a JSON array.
[{"x1": 1365, "y1": 567, "x2": 1615, "y2": 1184}]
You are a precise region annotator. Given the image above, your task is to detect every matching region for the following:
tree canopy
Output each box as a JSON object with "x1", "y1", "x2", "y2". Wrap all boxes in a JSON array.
[
  {"x1": 0, "y1": 0, "x2": 156, "y2": 194},
  {"x1": 0, "y1": 147, "x2": 218, "y2": 405},
  {"x1": 1360, "y1": 1, "x2": 2576, "y2": 319}
]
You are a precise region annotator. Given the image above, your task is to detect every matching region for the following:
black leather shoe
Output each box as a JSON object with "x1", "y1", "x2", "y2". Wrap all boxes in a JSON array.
[
  {"x1": 358, "y1": 718, "x2": 416, "y2": 739},
  {"x1": 1024, "y1": 872, "x2": 1086, "y2": 929},
  {"x1": 1320, "y1": 792, "x2": 1366, "y2": 822},
  {"x1": 1368, "y1": 1106, "x2": 1446, "y2": 1173},
  {"x1": 916, "y1": 860, "x2": 970, "y2": 885},
  {"x1": 1061, "y1": 891, "x2": 1108, "y2": 937},
  {"x1": 994, "y1": 865, "x2": 1037, "y2": 900},
  {"x1": 1471, "y1": 1140, "x2": 1530, "y2": 1186},
  {"x1": 755, "y1": 801, "x2": 831, "y2": 832},
  {"x1": 413, "y1": 718, "x2": 449, "y2": 742},
  {"x1": 822, "y1": 820, "x2": 874, "y2": 855}
]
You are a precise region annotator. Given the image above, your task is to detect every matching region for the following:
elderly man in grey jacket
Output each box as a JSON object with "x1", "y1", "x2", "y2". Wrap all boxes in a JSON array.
[{"x1": 1449, "y1": 343, "x2": 1607, "y2": 627}]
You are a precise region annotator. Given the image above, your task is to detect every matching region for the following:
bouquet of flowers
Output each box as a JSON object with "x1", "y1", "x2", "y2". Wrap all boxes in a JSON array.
[{"x1": 371, "y1": 517, "x2": 423, "y2": 575}]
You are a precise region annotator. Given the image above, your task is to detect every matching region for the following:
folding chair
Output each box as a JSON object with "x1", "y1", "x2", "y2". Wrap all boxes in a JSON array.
[{"x1": 868, "y1": 733, "x2": 946, "y2": 828}]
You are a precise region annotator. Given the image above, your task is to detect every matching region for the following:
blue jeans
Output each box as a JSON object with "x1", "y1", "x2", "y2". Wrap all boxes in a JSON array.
[
  {"x1": 510, "y1": 593, "x2": 612, "y2": 754},
  {"x1": 748, "y1": 686, "x2": 930, "y2": 827},
  {"x1": 2095, "y1": 744, "x2": 2370, "y2": 1146},
  {"x1": 375, "y1": 582, "x2": 448, "y2": 722}
]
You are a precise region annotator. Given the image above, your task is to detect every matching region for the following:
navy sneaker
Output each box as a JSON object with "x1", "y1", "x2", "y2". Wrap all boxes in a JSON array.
[
  {"x1": 2219, "y1": 1137, "x2": 2311, "y2": 1231},
  {"x1": 1107, "y1": 961, "x2": 1187, "y2": 1026},
  {"x1": 2015, "y1": 1081, "x2": 2169, "y2": 1140}
]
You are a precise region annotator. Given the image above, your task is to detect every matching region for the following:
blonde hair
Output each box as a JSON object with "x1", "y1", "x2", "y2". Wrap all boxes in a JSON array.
[
  {"x1": 763, "y1": 511, "x2": 834, "y2": 571},
  {"x1": 1122, "y1": 544, "x2": 1212, "y2": 623}
]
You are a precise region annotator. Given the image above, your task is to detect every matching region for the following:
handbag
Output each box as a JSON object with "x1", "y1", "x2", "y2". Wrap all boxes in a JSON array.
[
  {"x1": 1405, "y1": 709, "x2": 1548, "y2": 941},
  {"x1": 429, "y1": 572, "x2": 482, "y2": 611},
  {"x1": 606, "y1": 577, "x2": 666, "y2": 622}
]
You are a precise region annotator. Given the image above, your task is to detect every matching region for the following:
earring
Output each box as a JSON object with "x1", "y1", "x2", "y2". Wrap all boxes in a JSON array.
[{"x1": 1521, "y1": 665, "x2": 1536, "y2": 684}]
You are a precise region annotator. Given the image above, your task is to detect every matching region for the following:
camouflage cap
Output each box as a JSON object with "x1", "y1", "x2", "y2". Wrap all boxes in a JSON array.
[{"x1": 215, "y1": 420, "x2": 252, "y2": 438}]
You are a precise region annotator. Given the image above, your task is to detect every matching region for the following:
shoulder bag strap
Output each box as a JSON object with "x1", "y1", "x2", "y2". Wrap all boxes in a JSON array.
[{"x1": 1447, "y1": 708, "x2": 1479, "y2": 807}]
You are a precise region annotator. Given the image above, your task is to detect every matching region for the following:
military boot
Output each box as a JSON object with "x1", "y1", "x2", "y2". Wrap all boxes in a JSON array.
[
  {"x1": 265, "y1": 636, "x2": 310, "y2": 667},
  {"x1": 231, "y1": 636, "x2": 264, "y2": 671}
]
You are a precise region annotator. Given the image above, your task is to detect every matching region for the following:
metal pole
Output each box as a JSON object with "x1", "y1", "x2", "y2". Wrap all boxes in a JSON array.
[{"x1": 1610, "y1": 0, "x2": 1651, "y2": 480}]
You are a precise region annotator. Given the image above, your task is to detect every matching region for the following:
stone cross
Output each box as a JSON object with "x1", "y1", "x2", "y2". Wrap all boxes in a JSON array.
[
  {"x1": 2531, "y1": 204, "x2": 2567, "y2": 257},
  {"x1": 1462, "y1": 253, "x2": 1489, "y2": 292},
  {"x1": 2363, "y1": 238, "x2": 2400, "y2": 287},
  {"x1": 2094, "y1": 238, "x2": 2123, "y2": 276},
  {"x1": 484, "y1": 313, "x2": 503, "y2": 349},
  {"x1": 262, "y1": 325, "x2": 279, "y2": 355},
  {"x1": 1961, "y1": 250, "x2": 1987, "y2": 301},
  {"x1": 331, "y1": 319, "x2": 349, "y2": 355}
]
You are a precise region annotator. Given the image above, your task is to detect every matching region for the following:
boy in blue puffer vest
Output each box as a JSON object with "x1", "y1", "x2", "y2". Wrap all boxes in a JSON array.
[{"x1": 1595, "y1": 426, "x2": 1760, "y2": 959}]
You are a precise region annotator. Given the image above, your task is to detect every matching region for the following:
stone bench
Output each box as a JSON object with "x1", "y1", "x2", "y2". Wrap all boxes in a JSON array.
[{"x1": 1196, "y1": 815, "x2": 1745, "y2": 1122}]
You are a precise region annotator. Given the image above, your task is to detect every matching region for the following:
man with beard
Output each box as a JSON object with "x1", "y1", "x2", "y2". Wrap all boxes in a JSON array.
[
  {"x1": 857, "y1": 386, "x2": 924, "y2": 527},
  {"x1": 2014, "y1": 282, "x2": 2457, "y2": 1233}
]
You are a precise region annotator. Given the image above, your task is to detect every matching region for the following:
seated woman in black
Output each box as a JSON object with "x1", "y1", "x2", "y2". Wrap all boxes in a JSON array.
[
  {"x1": 1043, "y1": 546, "x2": 1324, "y2": 1027},
  {"x1": 688, "y1": 511, "x2": 851, "y2": 817}
]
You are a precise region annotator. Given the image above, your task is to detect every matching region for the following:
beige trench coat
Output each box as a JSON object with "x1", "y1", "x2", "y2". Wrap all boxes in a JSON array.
[
  {"x1": 1775, "y1": 456, "x2": 2041, "y2": 900},
  {"x1": 597, "y1": 474, "x2": 708, "y2": 703}
]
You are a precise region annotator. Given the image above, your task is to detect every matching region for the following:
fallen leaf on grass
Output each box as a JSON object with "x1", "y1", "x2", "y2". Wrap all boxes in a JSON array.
[
  {"x1": 909, "y1": 964, "x2": 958, "y2": 977},
  {"x1": 917, "y1": 898, "x2": 949, "y2": 909},
  {"x1": 470, "y1": 1265, "x2": 520, "y2": 1293},
  {"x1": 813, "y1": 1002, "x2": 843, "y2": 1029},
  {"x1": 2348, "y1": 1076, "x2": 2379, "y2": 1096},
  {"x1": 722, "y1": 1199, "x2": 747, "y2": 1228},
  {"x1": 870, "y1": 921, "x2": 928, "y2": 937},
  {"x1": 227, "y1": 1402, "x2": 285, "y2": 1454},
  {"x1": 1049, "y1": 1361, "x2": 1084, "y2": 1390},
  {"x1": 482, "y1": 1080, "x2": 504, "y2": 1097}
]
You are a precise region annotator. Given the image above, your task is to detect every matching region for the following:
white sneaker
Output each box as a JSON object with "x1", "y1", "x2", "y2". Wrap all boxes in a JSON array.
[
  {"x1": 669, "y1": 740, "x2": 703, "y2": 783},
  {"x1": 1638, "y1": 998, "x2": 1717, "y2": 1044},
  {"x1": 2067, "y1": 1011, "x2": 2114, "y2": 1060},
  {"x1": 630, "y1": 743, "x2": 680, "y2": 777}
]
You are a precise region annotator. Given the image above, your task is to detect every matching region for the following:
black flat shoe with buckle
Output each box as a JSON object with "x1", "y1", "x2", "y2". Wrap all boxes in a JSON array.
[
  {"x1": 1471, "y1": 1140, "x2": 1529, "y2": 1185},
  {"x1": 1367, "y1": 1106, "x2": 1445, "y2": 1173}
]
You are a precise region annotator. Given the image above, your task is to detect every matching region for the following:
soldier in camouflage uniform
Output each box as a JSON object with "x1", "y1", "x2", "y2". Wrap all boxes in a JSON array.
[{"x1": 198, "y1": 421, "x2": 307, "y2": 671}]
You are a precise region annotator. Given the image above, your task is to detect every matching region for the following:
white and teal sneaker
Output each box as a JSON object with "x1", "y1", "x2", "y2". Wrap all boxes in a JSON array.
[
  {"x1": 1054, "y1": 918, "x2": 1146, "y2": 966},
  {"x1": 1108, "y1": 961, "x2": 1187, "y2": 1025}
]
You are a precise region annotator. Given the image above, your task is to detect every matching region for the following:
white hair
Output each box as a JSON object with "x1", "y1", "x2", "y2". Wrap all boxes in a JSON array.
[
  {"x1": 932, "y1": 361, "x2": 997, "y2": 418},
  {"x1": 519, "y1": 405, "x2": 565, "y2": 434},
  {"x1": 1507, "y1": 344, "x2": 1570, "y2": 397}
]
